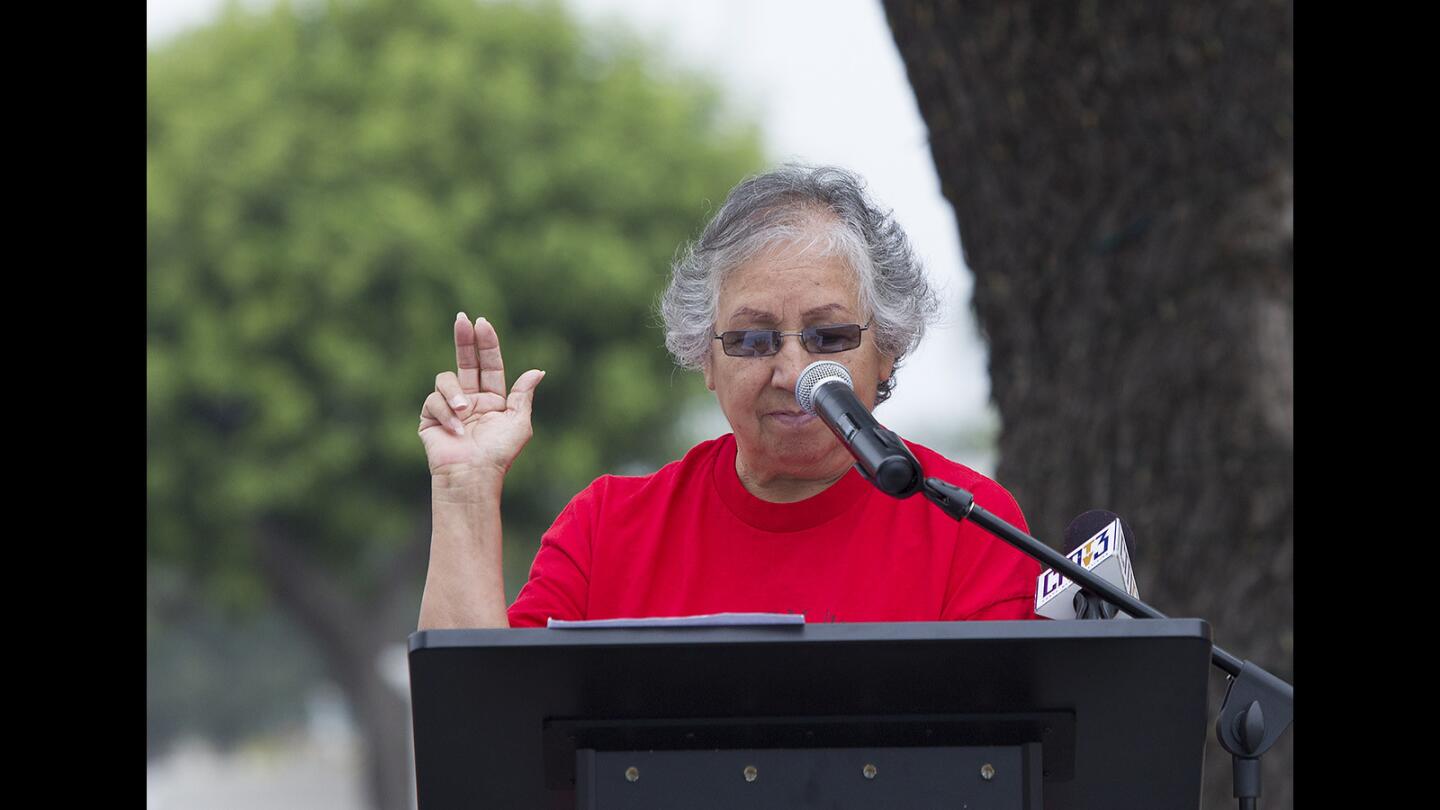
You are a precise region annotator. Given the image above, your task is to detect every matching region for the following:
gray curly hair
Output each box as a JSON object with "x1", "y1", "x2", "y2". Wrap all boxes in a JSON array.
[{"x1": 659, "y1": 163, "x2": 940, "y2": 405}]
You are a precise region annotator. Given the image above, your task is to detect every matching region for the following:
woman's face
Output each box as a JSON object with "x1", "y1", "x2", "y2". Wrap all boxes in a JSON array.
[{"x1": 703, "y1": 241, "x2": 895, "y2": 485}]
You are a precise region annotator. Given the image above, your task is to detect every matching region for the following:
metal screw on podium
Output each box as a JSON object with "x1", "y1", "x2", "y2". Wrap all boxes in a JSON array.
[
  {"x1": 863, "y1": 763, "x2": 878, "y2": 780},
  {"x1": 980, "y1": 763, "x2": 995, "y2": 781},
  {"x1": 625, "y1": 767, "x2": 639, "y2": 783},
  {"x1": 743, "y1": 765, "x2": 758, "y2": 782}
]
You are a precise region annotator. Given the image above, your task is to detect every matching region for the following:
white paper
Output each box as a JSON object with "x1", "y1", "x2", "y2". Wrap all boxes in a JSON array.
[{"x1": 546, "y1": 612, "x2": 805, "y2": 629}]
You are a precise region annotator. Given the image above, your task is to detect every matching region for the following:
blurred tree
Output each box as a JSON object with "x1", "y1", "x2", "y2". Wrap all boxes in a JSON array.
[
  {"x1": 147, "y1": 570, "x2": 326, "y2": 759},
  {"x1": 882, "y1": 1, "x2": 1292, "y2": 808},
  {"x1": 147, "y1": 0, "x2": 763, "y2": 806}
]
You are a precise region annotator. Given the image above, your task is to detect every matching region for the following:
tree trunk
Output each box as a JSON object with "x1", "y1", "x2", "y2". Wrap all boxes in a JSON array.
[
  {"x1": 256, "y1": 526, "x2": 425, "y2": 810},
  {"x1": 882, "y1": 2, "x2": 1293, "y2": 808}
]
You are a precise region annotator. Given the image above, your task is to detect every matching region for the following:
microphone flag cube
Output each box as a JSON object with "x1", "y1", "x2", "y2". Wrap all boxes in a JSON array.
[{"x1": 1034, "y1": 518, "x2": 1136, "y2": 620}]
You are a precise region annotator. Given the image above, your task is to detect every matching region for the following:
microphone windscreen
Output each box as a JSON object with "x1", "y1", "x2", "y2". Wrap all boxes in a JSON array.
[
  {"x1": 1063, "y1": 509, "x2": 1137, "y2": 562},
  {"x1": 795, "y1": 360, "x2": 853, "y2": 415}
]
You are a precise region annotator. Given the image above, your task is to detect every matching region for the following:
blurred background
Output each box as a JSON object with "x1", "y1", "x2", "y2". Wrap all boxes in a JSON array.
[{"x1": 147, "y1": 1, "x2": 1292, "y2": 808}]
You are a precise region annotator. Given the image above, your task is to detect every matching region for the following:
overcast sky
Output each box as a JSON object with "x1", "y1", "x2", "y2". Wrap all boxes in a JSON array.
[{"x1": 148, "y1": 0, "x2": 998, "y2": 463}]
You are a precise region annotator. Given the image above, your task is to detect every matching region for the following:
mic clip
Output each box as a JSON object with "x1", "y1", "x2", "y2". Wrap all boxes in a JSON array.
[
  {"x1": 921, "y1": 477, "x2": 975, "y2": 521},
  {"x1": 1072, "y1": 590, "x2": 1121, "y2": 620}
]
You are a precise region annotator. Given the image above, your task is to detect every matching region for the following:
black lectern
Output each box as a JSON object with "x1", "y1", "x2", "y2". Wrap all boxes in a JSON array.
[{"x1": 408, "y1": 619, "x2": 1211, "y2": 809}]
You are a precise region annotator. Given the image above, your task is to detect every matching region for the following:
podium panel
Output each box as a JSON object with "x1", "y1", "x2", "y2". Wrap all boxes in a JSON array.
[{"x1": 579, "y1": 744, "x2": 1040, "y2": 810}]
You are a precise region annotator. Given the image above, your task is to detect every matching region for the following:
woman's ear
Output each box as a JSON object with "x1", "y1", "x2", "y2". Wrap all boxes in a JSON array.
[{"x1": 702, "y1": 353, "x2": 716, "y2": 391}]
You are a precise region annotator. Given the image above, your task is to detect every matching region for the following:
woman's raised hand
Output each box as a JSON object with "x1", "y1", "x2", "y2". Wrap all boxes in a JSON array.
[{"x1": 419, "y1": 312, "x2": 545, "y2": 480}]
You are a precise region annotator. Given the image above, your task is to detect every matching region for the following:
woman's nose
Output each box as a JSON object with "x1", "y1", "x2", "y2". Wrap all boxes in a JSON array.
[{"x1": 770, "y1": 334, "x2": 812, "y2": 393}]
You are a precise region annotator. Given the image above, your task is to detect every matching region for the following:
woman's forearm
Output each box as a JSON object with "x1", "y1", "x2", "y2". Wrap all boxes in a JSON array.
[{"x1": 418, "y1": 472, "x2": 511, "y2": 629}]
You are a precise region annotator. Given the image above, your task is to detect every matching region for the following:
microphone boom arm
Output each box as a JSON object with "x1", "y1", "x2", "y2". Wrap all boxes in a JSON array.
[{"x1": 919, "y1": 476, "x2": 1293, "y2": 810}]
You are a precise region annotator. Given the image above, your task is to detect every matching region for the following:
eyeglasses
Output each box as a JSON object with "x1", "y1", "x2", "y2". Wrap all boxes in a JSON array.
[{"x1": 713, "y1": 322, "x2": 871, "y2": 357}]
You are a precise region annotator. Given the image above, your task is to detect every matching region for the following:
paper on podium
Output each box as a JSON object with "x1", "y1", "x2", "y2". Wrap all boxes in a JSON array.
[{"x1": 546, "y1": 612, "x2": 805, "y2": 629}]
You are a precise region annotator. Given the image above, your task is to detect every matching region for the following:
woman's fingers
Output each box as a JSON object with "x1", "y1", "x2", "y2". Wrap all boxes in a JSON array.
[
  {"x1": 470, "y1": 392, "x2": 508, "y2": 413},
  {"x1": 438, "y1": 366, "x2": 508, "y2": 415},
  {"x1": 507, "y1": 369, "x2": 546, "y2": 420},
  {"x1": 474, "y1": 317, "x2": 508, "y2": 398},
  {"x1": 454, "y1": 312, "x2": 481, "y2": 394},
  {"x1": 429, "y1": 314, "x2": 530, "y2": 447},
  {"x1": 420, "y1": 391, "x2": 467, "y2": 436},
  {"x1": 435, "y1": 371, "x2": 469, "y2": 415}
]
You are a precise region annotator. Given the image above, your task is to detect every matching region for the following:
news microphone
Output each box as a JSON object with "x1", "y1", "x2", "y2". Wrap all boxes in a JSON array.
[
  {"x1": 1034, "y1": 510, "x2": 1138, "y2": 620},
  {"x1": 795, "y1": 360, "x2": 922, "y2": 498}
]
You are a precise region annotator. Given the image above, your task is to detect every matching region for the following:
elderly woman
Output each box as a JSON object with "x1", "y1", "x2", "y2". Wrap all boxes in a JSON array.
[{"x1": 417, "y1": 165, "x2": 1039, "y2": 630}]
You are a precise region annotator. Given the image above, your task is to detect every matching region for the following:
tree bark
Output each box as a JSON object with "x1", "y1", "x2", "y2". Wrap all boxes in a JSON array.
[
  {"x1": 882, "y1": 2, "x2": 1293, "y2": 808},
  {"x1": 256, "y1": 526, "x2": 424, "y2": 810}
]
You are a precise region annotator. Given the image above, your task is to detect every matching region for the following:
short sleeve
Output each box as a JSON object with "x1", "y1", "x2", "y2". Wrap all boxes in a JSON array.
[
  {"x1": 506, "y1": 479, "x2": 603, "y2": 627},
  {"x1": 940, "y1": 481, "x2": 1043, "y2": 621}
]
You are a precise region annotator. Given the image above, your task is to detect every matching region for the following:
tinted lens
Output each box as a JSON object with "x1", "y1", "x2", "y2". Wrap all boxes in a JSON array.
[
  {"x1": 722, "y1": 330, "x2": 780, "y2": 357},
  {"x1": 803, "y1": 324, "x2": 863, "y2": 353}
]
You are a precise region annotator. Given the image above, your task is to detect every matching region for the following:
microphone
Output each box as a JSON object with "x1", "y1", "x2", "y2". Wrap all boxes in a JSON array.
[
  {"x1": 1034, "y1": 510, "x2": 1139, "y2": 620},
  {"x1": 795, "y1": 360, "x2": 922, "y2": 498}
]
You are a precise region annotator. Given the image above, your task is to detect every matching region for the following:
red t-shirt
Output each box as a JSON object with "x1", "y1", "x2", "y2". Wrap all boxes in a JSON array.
[{"x1": 508, "y1": 434, "x2": 1040, "y2": 627}]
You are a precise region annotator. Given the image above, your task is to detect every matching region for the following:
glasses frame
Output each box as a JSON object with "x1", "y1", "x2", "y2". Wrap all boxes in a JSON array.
[{"x1": 712, "y1": 320, "x2": 873, "y2": 358}]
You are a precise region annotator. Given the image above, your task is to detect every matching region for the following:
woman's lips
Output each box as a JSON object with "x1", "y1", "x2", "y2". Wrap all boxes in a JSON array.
[{"x1": 767, "y1": 411, "x2": 817, "y2": 428}]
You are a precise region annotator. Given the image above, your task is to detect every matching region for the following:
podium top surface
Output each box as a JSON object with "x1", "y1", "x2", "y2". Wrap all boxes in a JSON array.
[{"x1": 410, "y1": 617, "x2": 1210, "y2": 652}]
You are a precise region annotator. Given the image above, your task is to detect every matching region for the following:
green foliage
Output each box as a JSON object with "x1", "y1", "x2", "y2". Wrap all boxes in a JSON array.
[{"x1": 147, "y1": 0, "x2": 764, "y2": 608}]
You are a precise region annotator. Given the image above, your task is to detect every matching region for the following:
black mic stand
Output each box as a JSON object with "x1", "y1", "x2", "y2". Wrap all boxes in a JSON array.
[{"x1": 918, "y1": 477, "x2": 1292, "y2": 810}]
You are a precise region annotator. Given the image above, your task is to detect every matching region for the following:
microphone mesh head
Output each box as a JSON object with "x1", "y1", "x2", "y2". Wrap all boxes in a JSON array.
[{"x1": 795, "y1": 360, "x2": 853, "y2": 414}]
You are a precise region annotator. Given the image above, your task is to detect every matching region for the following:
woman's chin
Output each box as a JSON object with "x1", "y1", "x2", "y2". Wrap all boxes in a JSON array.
[{"x1": 748, "y1": 425, "x2": 847, "y2": 472}]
